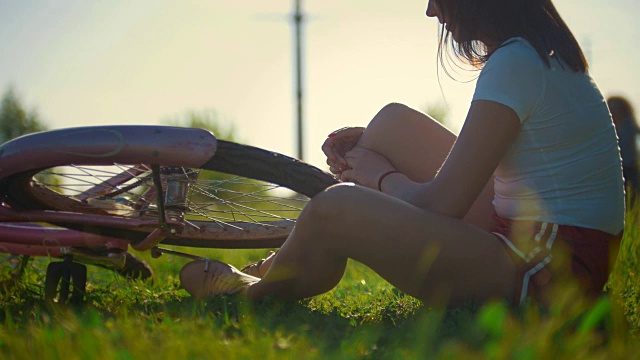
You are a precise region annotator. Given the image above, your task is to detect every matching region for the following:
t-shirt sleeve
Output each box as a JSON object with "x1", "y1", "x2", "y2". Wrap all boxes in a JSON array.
[{"x1": 472, "y1": 42, "x2": 545, "y2": 123}]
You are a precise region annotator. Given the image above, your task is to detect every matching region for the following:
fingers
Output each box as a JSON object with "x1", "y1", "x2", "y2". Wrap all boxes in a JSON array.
[
  {"x1": 327, "y1": 126, "x2": 365, "y2": 138},
  {"x1": 343, "y1": 146, "x2": 364, "y2": 161},
  {"x1": 322, "y1": 137, "x2": 342, "y2": 167},
  {"x1": 322, "y1": 126, "x2": 365, "y2": 171},
  {"x1": 337, "y1": 169, "x2": 354, "y2": 182},
  {"x1": 327, "y1": 126, "x2": 350, "y2": 138},
  {"x1": 328, "y1": 160, "x2": 350, "y2": 175},
  {"x1": 322, "y1": 139, "x2": 348, "y2": 172}
]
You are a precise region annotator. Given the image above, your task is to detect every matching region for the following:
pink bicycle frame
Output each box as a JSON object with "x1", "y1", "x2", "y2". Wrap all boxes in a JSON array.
[{"x1": 0, "y1": 222, "x2": 128, "y2": 257}]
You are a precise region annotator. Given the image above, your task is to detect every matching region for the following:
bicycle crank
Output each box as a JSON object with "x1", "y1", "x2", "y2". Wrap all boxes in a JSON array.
[
  {"x1": 44, "y1": 255, "x2": 87, "y2": 305},
  {"x1": 59, "y1": 247, "x2": 127, "y2": 271}
]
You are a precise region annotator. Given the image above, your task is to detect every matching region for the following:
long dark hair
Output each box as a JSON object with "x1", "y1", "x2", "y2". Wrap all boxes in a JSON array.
[{"x1": 436, "y1": 0, "x2": 588, "y2": 73}]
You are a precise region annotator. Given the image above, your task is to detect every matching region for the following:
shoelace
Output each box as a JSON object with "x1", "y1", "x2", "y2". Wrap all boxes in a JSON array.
[{"x1": 204, "y1": 263, "x2": 256, "y2": 295}]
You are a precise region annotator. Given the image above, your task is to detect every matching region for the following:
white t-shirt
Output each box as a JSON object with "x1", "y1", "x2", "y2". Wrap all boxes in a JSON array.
[{"x1": 472, "y1": 37, "x2": 625, "y2": 235}]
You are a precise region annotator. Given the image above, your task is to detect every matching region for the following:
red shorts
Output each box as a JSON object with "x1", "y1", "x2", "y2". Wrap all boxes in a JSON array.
[{"x1": 490, "y1": 213, "x2": 622, "y2": 305}]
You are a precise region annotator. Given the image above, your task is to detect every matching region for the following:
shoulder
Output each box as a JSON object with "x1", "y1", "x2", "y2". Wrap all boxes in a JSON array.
[
  {"x1": 484, "y1": 38, "x2": 544, "y2": 70},
  {"x1": 474, "y1": 38, "x2": 546, "y2": 122}
]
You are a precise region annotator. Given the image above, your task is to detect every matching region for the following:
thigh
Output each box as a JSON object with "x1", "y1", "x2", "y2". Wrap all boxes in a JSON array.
[
  {"x1": 305, "y1": 184, "x2": 517, "y2": 306},
  {"x1": 358, "y1": 103, "x2": 496, "y2": 231}
]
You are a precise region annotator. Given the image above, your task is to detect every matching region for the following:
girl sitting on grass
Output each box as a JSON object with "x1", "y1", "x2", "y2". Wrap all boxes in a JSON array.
[{"x1": 180, "y1": 0, "x2": 625, "y2": 307}]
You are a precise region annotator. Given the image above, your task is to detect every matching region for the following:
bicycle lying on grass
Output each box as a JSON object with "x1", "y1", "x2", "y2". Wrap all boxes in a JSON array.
[{"x1": 0, "y1": 125, "x2": 338, "y2": 303}]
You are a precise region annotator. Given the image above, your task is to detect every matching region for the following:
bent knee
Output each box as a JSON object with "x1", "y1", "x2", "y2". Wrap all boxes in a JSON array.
[
  {"x1": 302, "y1": 183, "x2": 365, "y2": 222},
  {"x1": 379, "y1": 102, "x2": 411, "y2": 115},
  {"x1": 365, "y1": 103, "x2": 441, "y2": 144},
  {"x1": 369, "y1": 103, "x2": 413, "y2": 128}
]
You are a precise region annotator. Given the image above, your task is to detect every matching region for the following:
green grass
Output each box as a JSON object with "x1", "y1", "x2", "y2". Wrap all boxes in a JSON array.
[{"x1": 1, "y1": 208, "x2": 639, "y2": 359}]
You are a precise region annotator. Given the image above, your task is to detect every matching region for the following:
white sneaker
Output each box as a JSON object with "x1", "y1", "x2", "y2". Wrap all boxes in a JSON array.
[{"x1": 179, "y1": 260, "x2": 260, "y2": 300}]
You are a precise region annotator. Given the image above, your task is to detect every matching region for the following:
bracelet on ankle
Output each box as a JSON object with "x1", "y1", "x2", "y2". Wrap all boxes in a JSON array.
[{"x1": 377, "y1": 170, "x2": 401, "y2": 192}]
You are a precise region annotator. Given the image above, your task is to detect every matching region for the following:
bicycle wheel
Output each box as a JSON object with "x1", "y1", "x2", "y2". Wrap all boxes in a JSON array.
[{"x1": 2, "y1": 137, "x2": 339, "y2": 249}]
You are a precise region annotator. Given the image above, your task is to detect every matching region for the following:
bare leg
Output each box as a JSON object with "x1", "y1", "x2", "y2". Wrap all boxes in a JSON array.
[
  {"x1": 355, "y1": 103, "x2": 496, "y2": 230},
  {"x1": 247, "y1": 184, "x2": 516, "y2": 306}
]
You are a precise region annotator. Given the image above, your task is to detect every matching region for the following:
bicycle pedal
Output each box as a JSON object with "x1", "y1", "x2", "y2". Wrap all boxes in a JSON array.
[{"x1": 44, "y1": 260, "x2": 87, "y2": 305}]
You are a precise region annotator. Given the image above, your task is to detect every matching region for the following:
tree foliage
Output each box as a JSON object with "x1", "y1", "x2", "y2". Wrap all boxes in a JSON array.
[
  {"x1": 0, "y1": 87, "x2": 48, "y2": 144},
  {"x1": 161, "y1": 109, "x2": 260, "y2": 205},
  {"x1": 423, "y1": 101, "x2": 450, "y2": 127},
  {"x1": 161, "y1": 110, "x2": 238, "y2": 142}
]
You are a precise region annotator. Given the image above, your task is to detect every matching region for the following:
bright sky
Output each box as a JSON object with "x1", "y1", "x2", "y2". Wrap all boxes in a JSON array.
[{"x1": 1, "y1": 0, "x2": 638, "y2": 169}]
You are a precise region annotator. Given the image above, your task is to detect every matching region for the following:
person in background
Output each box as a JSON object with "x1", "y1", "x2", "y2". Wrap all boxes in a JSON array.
[{"x1": 608, "y1": 96, "x2": 639, "y2": 204}]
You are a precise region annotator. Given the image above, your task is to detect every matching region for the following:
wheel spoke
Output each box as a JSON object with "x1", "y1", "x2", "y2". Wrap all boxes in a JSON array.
[{"x1": 27, "y1": 165, "x2": 309, "y2": 230}]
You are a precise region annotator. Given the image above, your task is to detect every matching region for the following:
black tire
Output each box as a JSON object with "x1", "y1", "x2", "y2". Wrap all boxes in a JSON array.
[{"x1": 204, "y1": 140, "x2": 338, "y2": 198}]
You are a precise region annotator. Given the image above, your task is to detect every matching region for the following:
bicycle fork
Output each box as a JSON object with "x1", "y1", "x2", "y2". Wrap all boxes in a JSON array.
[{"x1": 130, "y1": 165, "x2": 199, "y2": 251}]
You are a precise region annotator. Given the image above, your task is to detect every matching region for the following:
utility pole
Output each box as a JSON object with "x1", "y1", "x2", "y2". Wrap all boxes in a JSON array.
[{"x1": 293, "y1": 0, "x2": 305, "y2": 160}]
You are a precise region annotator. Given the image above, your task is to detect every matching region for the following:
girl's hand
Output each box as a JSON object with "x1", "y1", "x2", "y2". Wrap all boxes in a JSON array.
[
  {"x1": 340, "y1": 146, "x2": 395, "y2": 189},
  {"x1": 322, "y1": 127, "x2": 365, "y2": 174}
]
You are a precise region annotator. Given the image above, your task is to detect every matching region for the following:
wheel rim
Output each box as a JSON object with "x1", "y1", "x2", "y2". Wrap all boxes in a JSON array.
[{"x1": 17, "y1": 164, "x2": 311, "y2": 241}]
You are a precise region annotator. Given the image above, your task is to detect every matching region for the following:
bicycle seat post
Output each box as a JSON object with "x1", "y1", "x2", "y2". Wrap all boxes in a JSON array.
[
  {"x1": 150, "y1": 164, "x2": 170, "y2": 229},
  {"x1": 131, "y1": 165, "x2": 195, "y2": 251}
]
